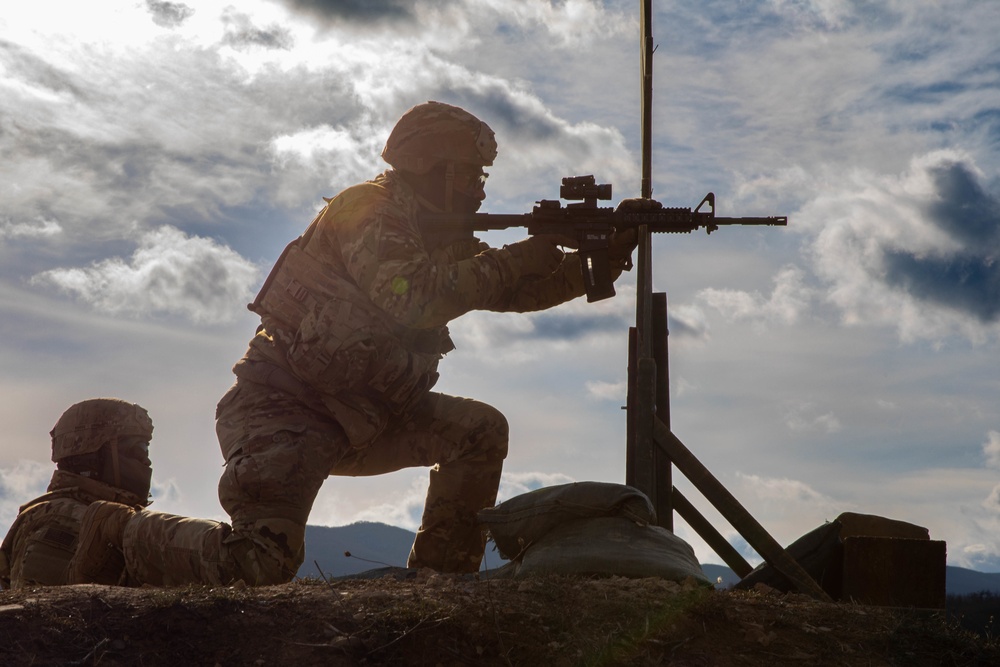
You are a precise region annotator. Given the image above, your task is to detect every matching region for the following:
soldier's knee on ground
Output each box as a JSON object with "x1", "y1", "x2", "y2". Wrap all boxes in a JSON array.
[{"x1": 225, "y1": 516, "x2": 306, "y2": 585}]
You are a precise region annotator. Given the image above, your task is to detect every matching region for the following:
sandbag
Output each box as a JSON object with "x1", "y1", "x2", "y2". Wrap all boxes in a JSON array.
[
  {"x1": 478, "y1": 481, "x2": 655, "y2": 560},
  {"x1": 512, "y1": 516, "x2": 709, "y2": 582},
  {"x1": 478, "y1": 481, "x2": 709, "y2": 583}
]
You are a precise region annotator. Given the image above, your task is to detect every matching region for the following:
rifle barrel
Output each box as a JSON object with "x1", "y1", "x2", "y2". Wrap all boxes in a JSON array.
[
  {"x1": 420, "y1": 212, "x2": 787, "y2": 232},
  {"x1": 713, "y1": 216, "x2": 788, "y2": 226}
]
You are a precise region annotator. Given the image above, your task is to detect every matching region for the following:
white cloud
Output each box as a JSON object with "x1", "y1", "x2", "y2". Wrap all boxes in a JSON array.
[
  {"x1": 0, "y1": 219, "x2": 62, "y2": 239},
  {"x1": 497, "y1": 471, "x2": 576, "y2": 504},
  {"x1": 781, "y1": 400, "x2": 842, "y2": 434},
  {"x1": 150, "y1": 476, "x2": 183, "y2": 507},
  {"x1": 478, "y1": 0, "x2": 632, "y2": 48},
  {"x1": 697, "y1": 264, "x2": 815, "y2": 328},
  {"x1": 0, "y1": 460, "x2": 53, "y2": 537},
  {"x1": 732, "y1": 472, "x2": 846, "y2": 531},
  {"x1": 963, "y1": 486, "x2": 1000, "y2": 570},
  {"x1": 350, "y1": 475, "x2": 428, "y2": 532},
  {"x1": 765, "y1": 0, "x2": 855, "y2": 29},
  {"x1": 798, "y1": 150, "x2": 1000, "y2": 343},
  {"x1": 586, "y1": 380, "x2": 626, "y2": 401},
  {"x1": 983, "y1": 431, "x2": 1000, "y2": 470},
  {"x1": 667, "y1": 303, "x2": 711, "y2": 344},
  {"x1": 268, "y1": 123, "x2": 386, "y2": 205},
  {"x1": 31, "y1": 226, "x2": 260, "y2": 324}
]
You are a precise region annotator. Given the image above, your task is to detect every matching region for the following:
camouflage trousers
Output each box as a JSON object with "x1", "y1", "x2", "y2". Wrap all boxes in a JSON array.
[{"x1": 122, "y1": 379, "x2": 508, "y2": 586}]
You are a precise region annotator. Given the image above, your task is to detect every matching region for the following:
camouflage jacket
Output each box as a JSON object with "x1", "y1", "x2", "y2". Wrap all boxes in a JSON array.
[
  {"x1": 0, "y1": 471, "x2": 146, "y2": 590},
  {"x1": 239, "y1": 169, "x2": 585, "y2": 448}
]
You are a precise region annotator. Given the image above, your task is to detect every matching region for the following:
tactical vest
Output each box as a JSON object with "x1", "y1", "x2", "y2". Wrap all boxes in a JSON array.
[
  {"x1": 0, "y1": 472, "x2": 144, "y2": 589},
  {"x1": 246, "y1": 184, "x2": 452, "y2": 434}
]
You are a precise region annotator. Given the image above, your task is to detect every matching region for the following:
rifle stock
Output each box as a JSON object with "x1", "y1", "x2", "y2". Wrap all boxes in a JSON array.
[{"x1": 420, "y1": 175, "x2": 787, "y2": 302}]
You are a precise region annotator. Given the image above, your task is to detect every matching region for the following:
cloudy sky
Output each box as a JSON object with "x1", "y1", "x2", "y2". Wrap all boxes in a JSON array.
[{"x1": 2, "y1": 0, "x2": 999, "y2": 572}]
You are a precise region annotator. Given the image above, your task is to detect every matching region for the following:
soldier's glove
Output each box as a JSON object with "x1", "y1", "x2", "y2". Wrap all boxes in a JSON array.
[
  {"x1": 615, "y1": 197, "x2": 663, "y2": 213},
  {"x1": 504, "y1": 234, "x2": 571, "y2": 278},
  {"x1": 609, "y1": 227, "x2": 638, "y2": 263},
  {"x1": 610, "y1": 198, "x2": 662, "y2": 273}
]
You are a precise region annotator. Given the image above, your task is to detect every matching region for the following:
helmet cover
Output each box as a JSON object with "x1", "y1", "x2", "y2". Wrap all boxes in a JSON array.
[
  {"x1": 50, "y1": 398, "x2": 153, "y2": 462},
  {"x1": 381, "y1": 101, "x2": 497, "y2": 174}
]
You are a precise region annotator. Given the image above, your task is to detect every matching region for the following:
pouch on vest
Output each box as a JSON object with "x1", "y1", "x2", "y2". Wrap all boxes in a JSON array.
[{"x1": 287, "y1": 301, "x2": 440, "y2": 416}]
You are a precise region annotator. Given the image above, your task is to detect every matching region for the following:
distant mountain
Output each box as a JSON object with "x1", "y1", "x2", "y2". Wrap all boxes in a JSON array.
[
  {"x1": 946, "y1": 566, "x2": 1000, "y2": 596},
  {"x1": 298, "y1": 523, "x2": 1000, "y2": 596},
  {"x1": 299, "y1": 522, "x2": 416, "y2": 579}
]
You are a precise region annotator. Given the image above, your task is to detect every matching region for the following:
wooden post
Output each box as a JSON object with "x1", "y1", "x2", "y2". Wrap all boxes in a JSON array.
[{"x1": 652, "y1": 293, "x2": 672, "y2": 530}]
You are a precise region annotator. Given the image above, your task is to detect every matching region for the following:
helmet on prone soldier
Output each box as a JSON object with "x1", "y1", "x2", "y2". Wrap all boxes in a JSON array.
[
  {"x1": 51, "y1": 398, "x2": 153, "y2": 462},
  {"x1": 381, "y1": 101, "x2": 497, "y2": 176},
  {"x1": 51, "y1": 398, "x2": 154, "y2": 503}
]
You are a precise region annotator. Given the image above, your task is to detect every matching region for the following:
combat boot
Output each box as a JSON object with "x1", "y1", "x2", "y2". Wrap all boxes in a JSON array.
[{"x1": 67, "y1": 500, "x2": 136, "y2": 585}]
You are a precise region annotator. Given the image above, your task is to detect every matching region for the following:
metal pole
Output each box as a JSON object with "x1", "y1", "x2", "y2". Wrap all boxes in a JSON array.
[
  {"x1": 631, "y1": 0, "x2": 657, "y2": 505},
  {"x1": 640, "y1": 0, "x2": 653, "y2": 201}
]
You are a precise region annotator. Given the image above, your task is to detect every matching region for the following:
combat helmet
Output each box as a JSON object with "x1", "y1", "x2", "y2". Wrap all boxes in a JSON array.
[
  {"x1": 381, "y1": 101, "x2": 497, "y2": 175},
  {"x1": 51, "y1": 398, "x2": 153, "y2": 463}
]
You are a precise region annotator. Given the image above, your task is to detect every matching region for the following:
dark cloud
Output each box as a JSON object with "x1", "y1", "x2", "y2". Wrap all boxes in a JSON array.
[
  {"x1": 924, "y1": 162, "x2": 1000, "y2": 246},
  {"x1": 7, "y1": 126, "x2": 264, "y2": 232},
  {"x1": 275, "y1": 0, "x2": 421, "y2": 25},
  {"x1": 667, "y1": 314, "x2": 711, "y2": 342},
  {"x1": 436, "y1": 85, "x2": 565, "y2": 143},
  {"x1": 524, "y1": 312, "x2": 627, "y2": 341},
  {"x1": 222, "y1": 9, "x2": 294, "y2": 49},
  {"x1": 883, "y1": 251, "x2": 1000, "y2": 322},
  {"x1": 146, "y1": 0, "x2": 194, "y2": 28},
  {"x1": 881, "y1": 160, "x2": 1000, "y2": 323}
]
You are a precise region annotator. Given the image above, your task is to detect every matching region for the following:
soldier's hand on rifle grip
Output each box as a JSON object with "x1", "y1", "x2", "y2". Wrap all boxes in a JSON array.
[
  {"x1": 504, "y1": 234, "x2": 570, "y2": 278},
  {"x1": 612, "y1": 198, "x2": 661, "y2": 273},
  {"x1": 609, "y1": 227, "x2": 638, "y2": 262}
]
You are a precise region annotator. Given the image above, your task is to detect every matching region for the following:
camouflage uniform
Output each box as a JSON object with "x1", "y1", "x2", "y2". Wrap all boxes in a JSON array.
[
  {"x1": 0, "y1": 472, "x2": 146, "y2": 589},
  {"x1": 118, "y1": 166, "x2": 588, "y2": 585},
  {"x1": 0, "y1": 399, "x2": 152, "y2": 589},
  {"x1": 74, "y1": 102, "x2": 624, "y2": 587}
]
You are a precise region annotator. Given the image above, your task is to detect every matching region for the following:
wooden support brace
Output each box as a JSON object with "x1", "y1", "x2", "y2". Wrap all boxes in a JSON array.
[
  {"x1": 653, "y1": 419, "x2": 832, "y2": 601},
  {"x1": 671, "y1": 486, "x2": 753, "y2": 578}
]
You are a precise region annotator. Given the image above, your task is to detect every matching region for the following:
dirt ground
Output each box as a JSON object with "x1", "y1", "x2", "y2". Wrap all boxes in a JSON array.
[{"x1": 1, "y1": 573, "x2": 997, "y2": 666}]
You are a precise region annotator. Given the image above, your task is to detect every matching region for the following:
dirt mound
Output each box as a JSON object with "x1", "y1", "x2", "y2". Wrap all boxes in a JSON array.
[{"x1": 1, "y1": 574, "x2": 997, "y2": 666}]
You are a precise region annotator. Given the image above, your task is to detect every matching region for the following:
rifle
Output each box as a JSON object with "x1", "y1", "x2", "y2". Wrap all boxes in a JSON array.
[{"x1": 421, "y1": 174, "x2": 787, "y2": 302}]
